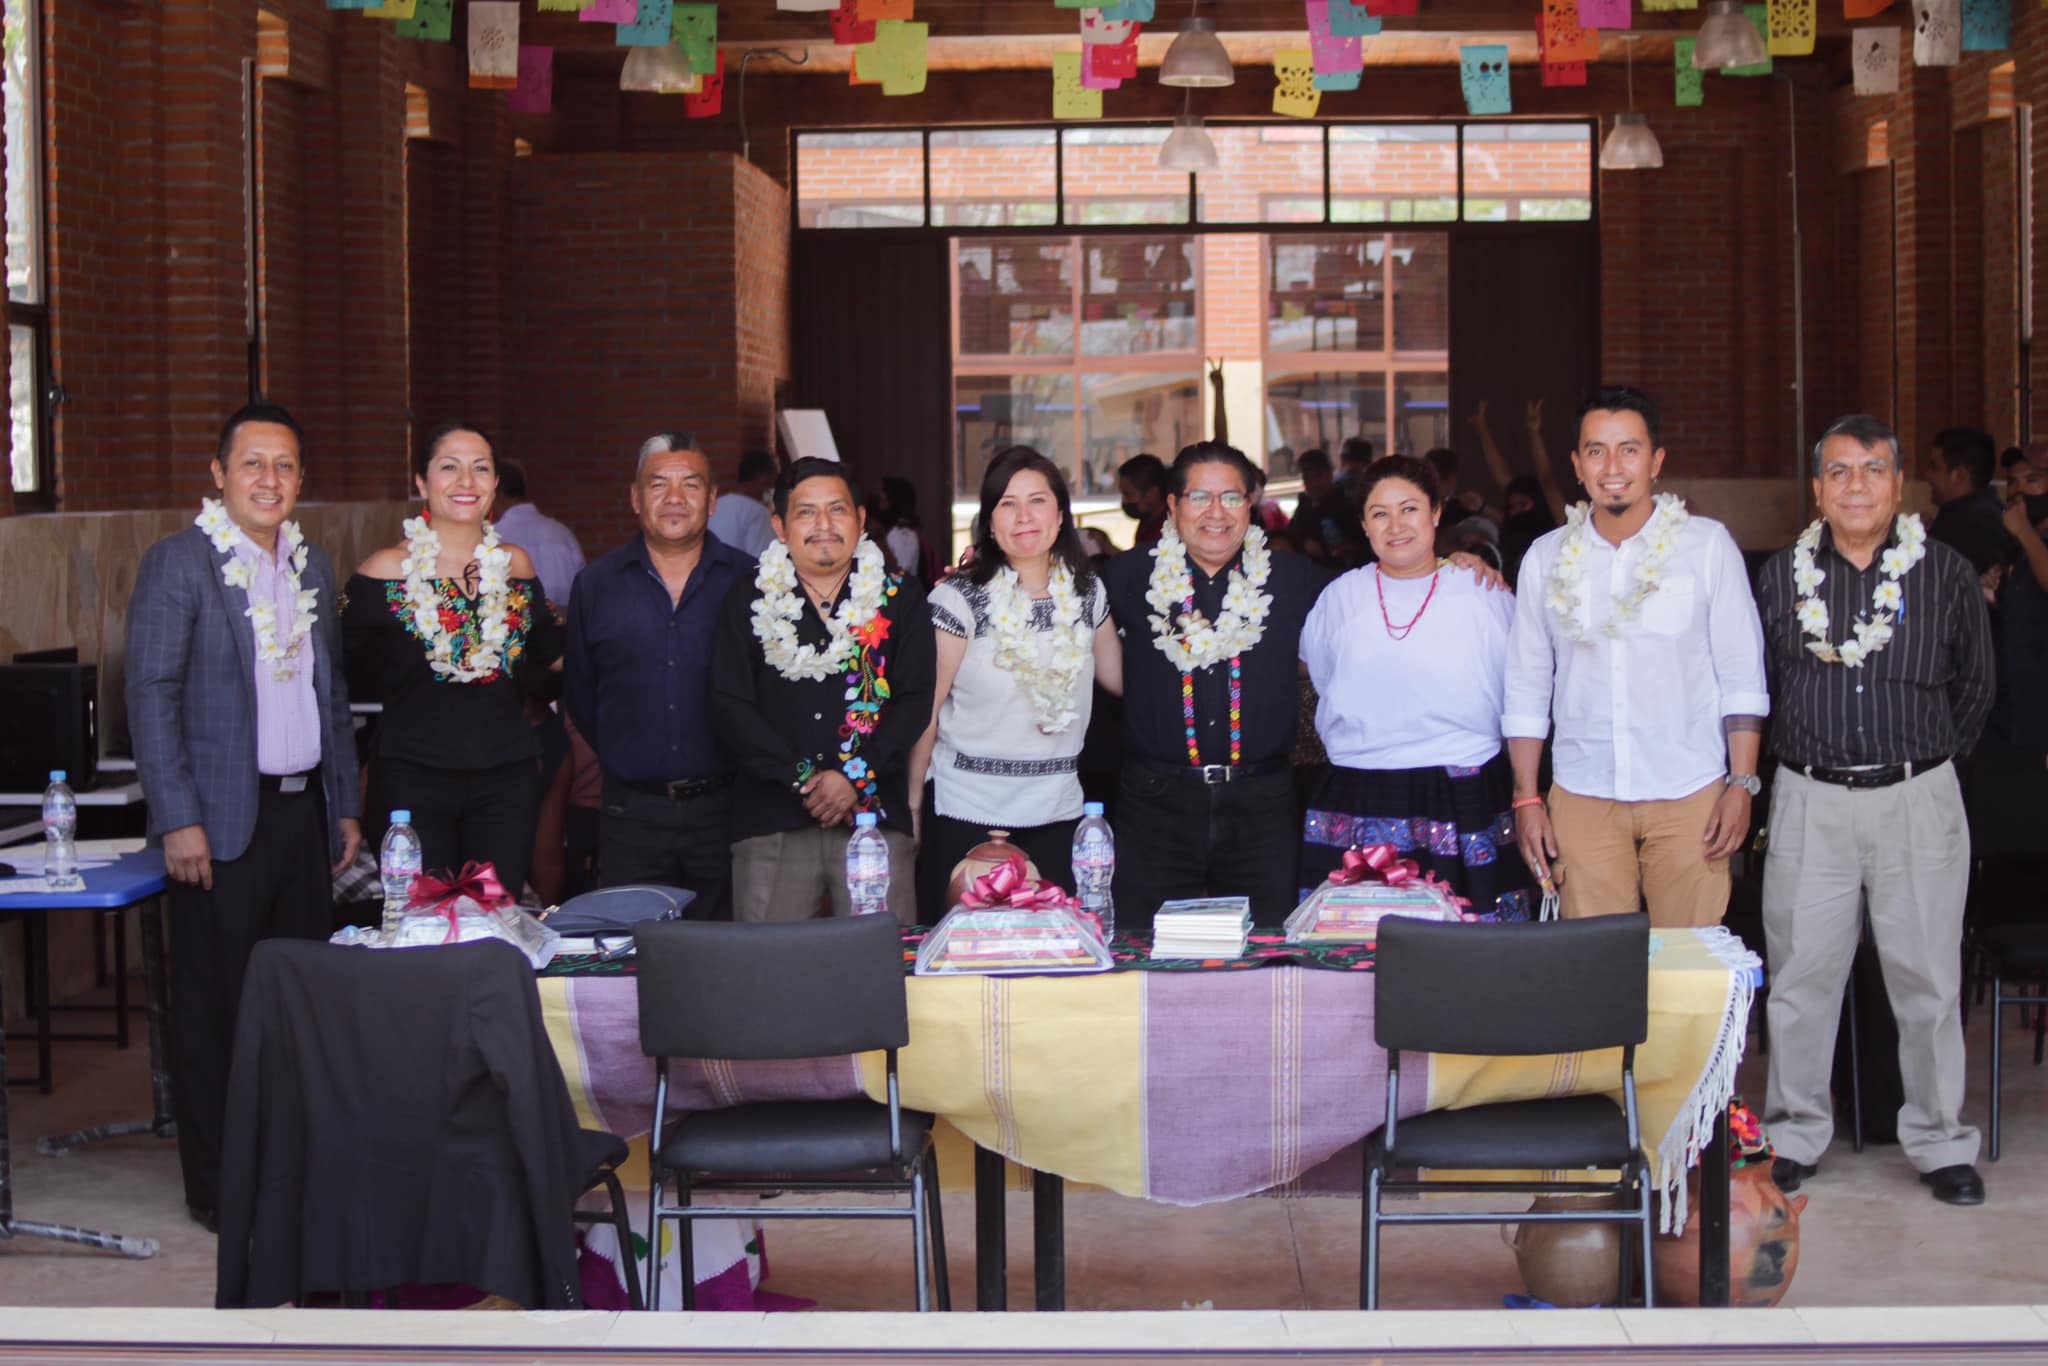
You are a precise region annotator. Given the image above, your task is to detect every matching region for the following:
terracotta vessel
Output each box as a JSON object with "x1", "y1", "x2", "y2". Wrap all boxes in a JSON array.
[
  {"x1": 1652, "y1": 1163, "x2": 1806, "y2": 1308},
  {"x1": 944, "y1": 830, "x2": 1043, "y2": 911},
  {"x1": 1507, "y1": 1194, "x2": 1626, "y2": 1307}
]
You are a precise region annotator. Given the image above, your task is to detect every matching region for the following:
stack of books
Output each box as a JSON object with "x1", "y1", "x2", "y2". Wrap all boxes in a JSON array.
[{"x1": 1150, "y1": 897, "x2": 1252, "y2": 960}]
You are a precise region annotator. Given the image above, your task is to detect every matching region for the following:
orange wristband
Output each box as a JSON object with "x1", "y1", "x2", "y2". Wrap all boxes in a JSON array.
[{"x1": 1510, "y1": 796, "x2": 1545, "y2": 810}]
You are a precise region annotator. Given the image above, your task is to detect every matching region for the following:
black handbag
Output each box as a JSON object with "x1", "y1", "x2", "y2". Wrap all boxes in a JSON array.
[{"x1": 543, "y1": 884, "x2": 695, "y2": 956}]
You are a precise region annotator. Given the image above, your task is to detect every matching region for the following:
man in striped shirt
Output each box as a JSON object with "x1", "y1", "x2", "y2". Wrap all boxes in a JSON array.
[{"x1": 1755, "y1": 413, "x2": 1994, "y2": 1208}]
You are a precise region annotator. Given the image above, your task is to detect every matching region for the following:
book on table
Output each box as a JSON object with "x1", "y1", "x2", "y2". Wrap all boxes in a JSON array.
[{"x1": 1150, "y1": 896, "x2": 1252, "y2": 960}]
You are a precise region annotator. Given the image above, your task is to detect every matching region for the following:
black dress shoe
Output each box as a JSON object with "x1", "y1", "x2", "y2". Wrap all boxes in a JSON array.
[
  {"x1": 188, "y1": 1204, "x2": 220, "y2": 1234},
  {"x1": 1770, "y1": 1156, "x2": 1819, "y2": 1192},
  {"x1": 1919, "y1": 1164, "x2": 1985, "y2": 1206}
]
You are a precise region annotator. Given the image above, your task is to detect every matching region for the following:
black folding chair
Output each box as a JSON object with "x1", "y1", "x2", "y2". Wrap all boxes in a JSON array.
[
  {"x1": 1363, "y1": 915, "x2": 1655, "y2": 1310},
  {"x1": 633, "y1": 915, "x2": 947, "y2": 1311}
]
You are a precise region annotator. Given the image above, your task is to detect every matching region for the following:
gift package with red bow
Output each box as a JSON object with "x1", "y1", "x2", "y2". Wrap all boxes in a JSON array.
[
  {"x1": 1284, "y1": 844, "x2": 1470, "y2": 945},
  {"x1": 913, "y1": 853, "x2": 1115, "y2": 976},
  {"x1": 329, "y1": 860, "x2": 561, "y2": 969}
]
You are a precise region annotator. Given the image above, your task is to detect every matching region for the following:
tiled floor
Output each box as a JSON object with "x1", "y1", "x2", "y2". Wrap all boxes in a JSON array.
[{"x1": 1, "y1": 981, "x2": 2043, "y2": 1314}]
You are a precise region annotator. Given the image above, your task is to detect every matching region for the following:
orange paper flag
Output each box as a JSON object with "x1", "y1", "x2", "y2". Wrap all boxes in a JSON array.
[
  {"x1": 1541, "y1": 0, "x2": 1602, "y2": 61},
  {"x1": 1843, "y1": 0, "x2": 1892, "y2": 15}
]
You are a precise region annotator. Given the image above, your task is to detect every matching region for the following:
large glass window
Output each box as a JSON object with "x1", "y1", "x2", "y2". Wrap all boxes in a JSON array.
[
  {"x1": 1461, "y1": 123, "x2": 1594, "y2": 222},
  {"x1": 1198, "y1": 125, "x2": 1324, "y2": 224},
  {"x1": 1330, "y1": 125, "x2": 1457, "y2": 223},
  {"x1": 5, "y1": 0, "x2": 47, "y2": 502},
  {"x1": 931, "y1": 129, "x2": 1056, "y2": 228},
  {"x1": 794, "y1": 131, "x2": 924, "y2": 228},
  {"x1": 1060, "y1": 128, "x2": 1189, "y2": 225}
]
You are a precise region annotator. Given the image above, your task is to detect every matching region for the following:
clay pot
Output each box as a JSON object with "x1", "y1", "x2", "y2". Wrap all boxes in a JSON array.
[
  {"x1": 1652, "y1": 1163, "x2": 1807, "y2": 1308},
  {"x1": 944, "y1": 830, "x2": 1042, "y2": 911},
  {"x1": 1507, "y1": 1194, "x2": 1626, "y2": 1307}
]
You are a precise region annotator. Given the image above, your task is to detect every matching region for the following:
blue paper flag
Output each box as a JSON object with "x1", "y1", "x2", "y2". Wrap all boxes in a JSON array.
[
  {"x1": 1961, "y1": 0, "x2": 2009, "y2": 50},
  {"x1": 1459, "y1": 43, "x2": 1511, "y2": 115},
  {"x1": 328, "y1": 0, "x2": 380, "y2": 8},
  {"x1": 1313, "y1": 68, "x2": 1364, "y2": 90},
  {"x1": 1101, "y1": 0, "x2": 1156, "y2": 19},
  {"x1": 1326, "y1": 0, "x2": 1384, "y2": 35},
  {"x1": 617, "y1": 0, "x2": 673, "y2": 45}
]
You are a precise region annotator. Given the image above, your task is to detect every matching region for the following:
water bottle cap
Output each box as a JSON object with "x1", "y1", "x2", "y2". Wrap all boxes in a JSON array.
[
  {"x1": 49, "y1": 770, "x2": 65, "y2": 783},
  {"x1": 1082, "y1": 801, "x2": 1104, "y2": 816},
  {"x1": 390, "y1": 810, "x2": 412, "y2": 825},
  {"x1": 854, "y1": 811, "x2": 878, "y2": 827}
]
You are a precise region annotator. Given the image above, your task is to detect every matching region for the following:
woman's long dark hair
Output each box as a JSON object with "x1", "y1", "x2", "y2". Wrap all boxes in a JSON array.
[{"x1": 965, "y1": 446, "x2": 1093, "y2": 589}]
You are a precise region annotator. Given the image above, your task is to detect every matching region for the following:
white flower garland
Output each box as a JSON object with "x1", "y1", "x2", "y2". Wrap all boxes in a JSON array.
[
  {"x1": 987, "y1": 563, "x2": 1091, "y2": 734},
  {"x1": 196, "y1": 499, "x2": 317, "y2": 682},
  {"x1": 1790, "y1": 513, "x2": 1926, "y2": 668},
  {"x1": 751, "y1": 537, "x2": 889, "y2": 682},
  {"x1": 1546, "y1": 492, "x2": 1690, "y2": 643},
  {"x1": 1144, "y1": 524, "x2": 1274, "y2": 671},
  {"x1": 401, "y1": 514, "x2": 516, "y2": 682}
]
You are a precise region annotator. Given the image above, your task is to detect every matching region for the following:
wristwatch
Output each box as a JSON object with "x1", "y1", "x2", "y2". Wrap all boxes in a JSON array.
[{"x1": 1726, "y1": 772, "x2": 1762, "y2": 796}]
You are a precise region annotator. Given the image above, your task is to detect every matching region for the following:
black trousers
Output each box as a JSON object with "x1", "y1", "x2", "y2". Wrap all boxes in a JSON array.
[
  {"x1": 168, "y1": 782, "x2": 333, "y2": 1212},
  {"x1": 1111, "y1": 759, "x2": 1299, "y2": 933},
  {"x1": 917, "y1": 803, "x2": 1080, "y2": 924},
  {"x1": 371, "y1": 755, "x2": 540, "y2": 897},
  {"x1": 598, "y1": 779, "x2": 734, "y2": 920}
]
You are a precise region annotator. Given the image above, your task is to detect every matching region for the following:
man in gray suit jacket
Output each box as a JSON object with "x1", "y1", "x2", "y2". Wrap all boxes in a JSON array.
[{"x1": 126, "y1": 401, "x2": 360, "y2": 1232}]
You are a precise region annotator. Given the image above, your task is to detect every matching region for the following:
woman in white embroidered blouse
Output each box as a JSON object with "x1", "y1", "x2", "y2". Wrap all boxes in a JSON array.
[{"x1": 910, "y1": 447, "x2": 1123, "y2": 918}]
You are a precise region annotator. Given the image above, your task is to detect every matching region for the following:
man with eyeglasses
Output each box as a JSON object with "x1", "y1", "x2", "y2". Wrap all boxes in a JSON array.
[{"x1": 1101, "y1": 442, "x2": 1329, "y2": 931}]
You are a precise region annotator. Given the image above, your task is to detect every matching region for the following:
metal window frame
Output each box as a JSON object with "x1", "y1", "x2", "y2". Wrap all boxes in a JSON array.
[{"x1": 6, "y1": 0, "x2": 53, "y2": 507}]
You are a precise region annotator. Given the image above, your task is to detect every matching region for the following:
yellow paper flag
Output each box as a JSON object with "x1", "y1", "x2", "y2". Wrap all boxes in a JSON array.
[
  {"x1": 366, "y1": 0, "x2": 418, "y2": 17},
  {"x1": 1273, "y1": 48, "x2": 1321, "y2": 118},
  {"x1": 855, "y1": 18, "x2": 928, "y2": 95},
  {"x1": 1053, "y1": 51, "x2": 1103, "y2": 119},
  {"x1": 1767, "y1": 0, "x2": 1817, "y2": 52}
]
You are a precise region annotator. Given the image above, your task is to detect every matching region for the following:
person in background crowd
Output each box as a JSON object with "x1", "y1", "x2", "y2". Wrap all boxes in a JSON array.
[
  {"x1": 874, "y1": 474, "x2": 939, "y2": 588},
  {"x1": 346, "y1": 423, "x2": 561, "y2": 897},
  {"x1": 1504, "y1": 386, "x2": 1769, "y2": 927},
  {"x1": 490, "y1": 458, "x2": 585, "y2": 611},
  {"x1": 1755, "y1": 413, "x2": 1993, "y2": 1208},
  {"x1": 1336, "y1": 436, "x2": 1375, "y2": 509},
  {"x1": 911, "y1": 447, "x2": 1121, "y2": 915},
  {"x1": 128, "y1": 401, "x2": 361, "y2": 1234},
  {"x1": 705, "y1": 448, "x2": 778, "y2": 558},
  {"x1": 1289, "y1": 447, "x2": 1371, "y2": 568},
  {"x1": 1426, "y1": 446, "x2": 1497, "y2": 528},
  {"x1": 1470, "y1": 398, "x2": 1568, "y2": 585},
  {"x1": 563, "y1": 433, "x2": 753, "y2": 917},
  {"x1": 1118, "y1": 453, "x2": 1170, "y2": 544},
  {"x1": 712, "y1": 458, "x2": 935, "y2": 923},
  {"x1": 1999, "y1": 445, "x2": 2047, "y2": 499},
  {"x1": 1448, "y1": 514, "x2": 1505, "y2": 575},
  {"x1": 1926, "y1": 425, "x2": 2015, "y2": 577},
  {"x1": 1299, "y1": 456, "x2": 1531, "y2": 919}
]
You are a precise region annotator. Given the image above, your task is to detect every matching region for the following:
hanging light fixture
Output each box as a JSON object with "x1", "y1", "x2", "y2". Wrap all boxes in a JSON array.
[
  {"x1": 1599, "y1": 38, "x2": 1664, "y2": 170},
  {"x1": 1159, "y1": 3, "x2": 1234, "y2": 88},
  {"x1": 1692, "y1": 0, "x2": 1767, "y2": 70},
  {"x1": 620, "y1": 42, "x2": 699, "y2": 93},
  {"x1": 1158, "y1": 93, "x2": 1220, "y2": 171}
]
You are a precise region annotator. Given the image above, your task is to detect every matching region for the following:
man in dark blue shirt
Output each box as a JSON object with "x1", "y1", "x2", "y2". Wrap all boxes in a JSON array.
[{"x1": 563, "y1": 433, "x2": 754, "y2": 918}]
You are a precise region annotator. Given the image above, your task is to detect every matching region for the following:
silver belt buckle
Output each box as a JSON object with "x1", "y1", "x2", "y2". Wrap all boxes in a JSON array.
[
  {"x1": 1201, "y1": 764, "x2": 1232, "y2": 785},
  {"x1": 280, "y1": 773, "x2": 308, "y2": 794}
]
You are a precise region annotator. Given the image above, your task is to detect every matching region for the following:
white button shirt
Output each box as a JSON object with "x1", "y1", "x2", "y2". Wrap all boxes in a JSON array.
[{"x1": 1502, "y1": 510, "x2": 1769, "y2": 803}]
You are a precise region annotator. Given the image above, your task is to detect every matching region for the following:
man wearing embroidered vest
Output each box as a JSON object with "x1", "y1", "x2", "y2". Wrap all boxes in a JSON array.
[
  {"x1": 711, "y1": 457, "x2": 935, "y2": 923},
  {"x1": 126, "y1": 402, "x2": 361, "y2": 1232},
  {"x1": 1504, "y1": 386, "x2": 1770, "y2": 927},
  {"x1": 1102, "y1": 441, "x2": 1328, "y2": 931},
  {"x1": 1754, "y1": 413, "x2": 1993, "y2": 1207}
]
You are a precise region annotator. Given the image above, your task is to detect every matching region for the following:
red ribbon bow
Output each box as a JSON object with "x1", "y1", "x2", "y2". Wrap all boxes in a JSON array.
[
  {"x1": 1328, "y1": 845, "x2": 1473, "y2": 910},
  {"x1": 959, "y1": 853, "x2": 1079, "y2": 912},
  {"x1": 405, "y1": 860, "x2": 512, "y2": 942}
]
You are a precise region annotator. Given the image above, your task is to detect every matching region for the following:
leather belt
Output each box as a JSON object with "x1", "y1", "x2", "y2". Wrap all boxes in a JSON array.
[
  {"x1": 1136, "y1": 756, "x2": 1289, "y2": 786},
  {"x1": 258, "y1": 768, "x2": 319, "y2": 795},
  {"x1": 624, "y1": 773, "x2": 735, "y2": 801},
  {"x1": 1800, "y1": 756, "x2": 1948, "y2": 790}
]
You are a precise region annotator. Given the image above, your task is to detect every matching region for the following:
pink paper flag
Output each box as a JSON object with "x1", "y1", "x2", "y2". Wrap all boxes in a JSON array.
[
  {"x1": 1088, "y1": 35, "x2": 1139, "y2": 80},
  {"x1": 579, "y1": 0, "x2": 636, "y2": 20},
  {"x1": 509, "y1": 45, "x2": 553, "y2": 113},
  {"x1": 1579, "y1": 0, "x2": 1632, "y2": 26},
  {"x1": 1080, "y1": 55, "x2": 1123, "y2": 88},
  {"x1": 1307, "y1": 0, "x2": 1364, "y2": 73}
]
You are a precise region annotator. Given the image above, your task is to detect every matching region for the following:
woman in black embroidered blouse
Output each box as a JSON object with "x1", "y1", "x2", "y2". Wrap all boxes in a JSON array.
[{"x1": 343, "y1": 422, "x2": 563, "y2": 896}]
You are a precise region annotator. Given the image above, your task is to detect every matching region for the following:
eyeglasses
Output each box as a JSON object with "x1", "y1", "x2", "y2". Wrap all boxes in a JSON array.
[{"x1": 1180, "y1": 490, "x2": 1249, "y2": 511}]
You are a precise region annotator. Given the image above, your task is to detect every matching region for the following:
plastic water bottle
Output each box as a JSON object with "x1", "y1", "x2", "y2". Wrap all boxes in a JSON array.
[
  {"x1": 845, "y1": 812, "x2": 891, "y2": 917},
  {"x1": 379, "y1": 810, "x2": 423, "y2": 934},
  {"x1": 1072, "y1": 801, "x2": 1115, "y2": 942},
  {"x1": 42, "y1": 770, "x2": 82, "y2": 892}
]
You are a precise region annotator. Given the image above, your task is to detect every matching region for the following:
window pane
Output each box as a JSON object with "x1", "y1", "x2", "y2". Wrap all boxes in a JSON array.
[
  {"x1": 955, "y1": 373, "x2": 1076, "y2": 495},
  {"x1": 1198, "y1": 125, "x2": 1323, "y2": 224},
  {"x1": 931, "y1": 129, "x2": 1055, "y2": 227},
  {"x1": 10, "y1": 323, "x2": 37, "y2": 493},
  {"x1": 1461, "y1": 123, "x2": 1593, "y2": 222},
  {"x1": 1268, "y1": 235, "x2": 1385, "y2": 354},
  {"x1": 1078, "y1": 372, "x2": 1202, "y2": 496},
  {"x1": 1266, "y1": 370, "x2": 1385, "y2": 459},
  {"x1": 1061, "y1": 128, "x2": 1190, "y2": 225},
  {"x1": 957, "y1": 239, "x2": 1074, "y2": 358},
  {"x1": 1388, "y1": 234, "x2": 1448, "y2": 352},
  {"x1": 1081, "y1": 236, "x2": 1196, "y2": 355},
  {"x1": 1392, "y1": 371, "x2": 1450, "y2": 455},
  {"x1": 1330, "y1": 125, "x2": 1456, "y2": 224},
  {"x1": 794, "y1": 131, "x2": 924, "y2": 228},
  {"x1": 5, "y1": 0, "x2": 43, "y2": 303}
]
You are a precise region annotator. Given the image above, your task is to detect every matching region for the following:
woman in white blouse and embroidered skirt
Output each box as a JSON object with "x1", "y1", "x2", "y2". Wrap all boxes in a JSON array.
[
  {"x1": 1297, "y1": 455, "x2": 1536, "y2": 919},
  {"x1": 911, "y1": 447, "x2": 1123, "y2": 919}
]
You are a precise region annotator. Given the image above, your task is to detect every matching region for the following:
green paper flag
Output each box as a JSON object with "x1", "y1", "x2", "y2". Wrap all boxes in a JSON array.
[
  {"x1": 855, "y1": 19, "x2": 928, "y2": 96},
  {"x1": 1674, "y1": 37, "x2": 1704, "y2": 104},
  {"x1": 536, "y1": 0, "x2": 583, "y2": 9},
  {"x1": 673, "y1": 4, "x2": 718, "y2": 73},
  {"x1": 1640, "y1": 0, "x2": 1696, "y2": 11},
  {"x1": 396, "y1": 0, "x2": 453, "y2": 40},
  {"x1": 1725, "y1": 3, "x2": 1773, "y2": 73}
]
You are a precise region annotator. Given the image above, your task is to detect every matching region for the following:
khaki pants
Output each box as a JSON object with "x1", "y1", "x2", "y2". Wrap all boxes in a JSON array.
[
  {"x1": 1548, "y1": 781, "x2": 1730, "y2": 927},
  {"x1": 1761, "y1": 763, "x2": 1978, "y2": 1171},
  {"x1": 731, "y1": 824, "x2": 918, "y2": 925}
]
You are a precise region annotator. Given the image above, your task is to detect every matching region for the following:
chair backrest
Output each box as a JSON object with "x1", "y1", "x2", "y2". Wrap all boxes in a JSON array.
[
  {"x1": 1374, "y1": 915, "x2": 1649, "y2": 1057},
  {"x1": 634, "y1": 914, "x2": 909, "y2": 1062}
]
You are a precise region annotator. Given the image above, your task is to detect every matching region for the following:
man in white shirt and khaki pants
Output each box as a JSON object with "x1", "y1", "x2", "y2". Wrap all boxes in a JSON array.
[{"x1": 1503, "y1": 386, "x2": 1770, "y2": 926}]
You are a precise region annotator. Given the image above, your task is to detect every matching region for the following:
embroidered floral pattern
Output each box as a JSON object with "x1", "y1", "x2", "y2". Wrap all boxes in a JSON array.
[{"x1": 382, "y1": 576, "x2": 535, "y2": 685}]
